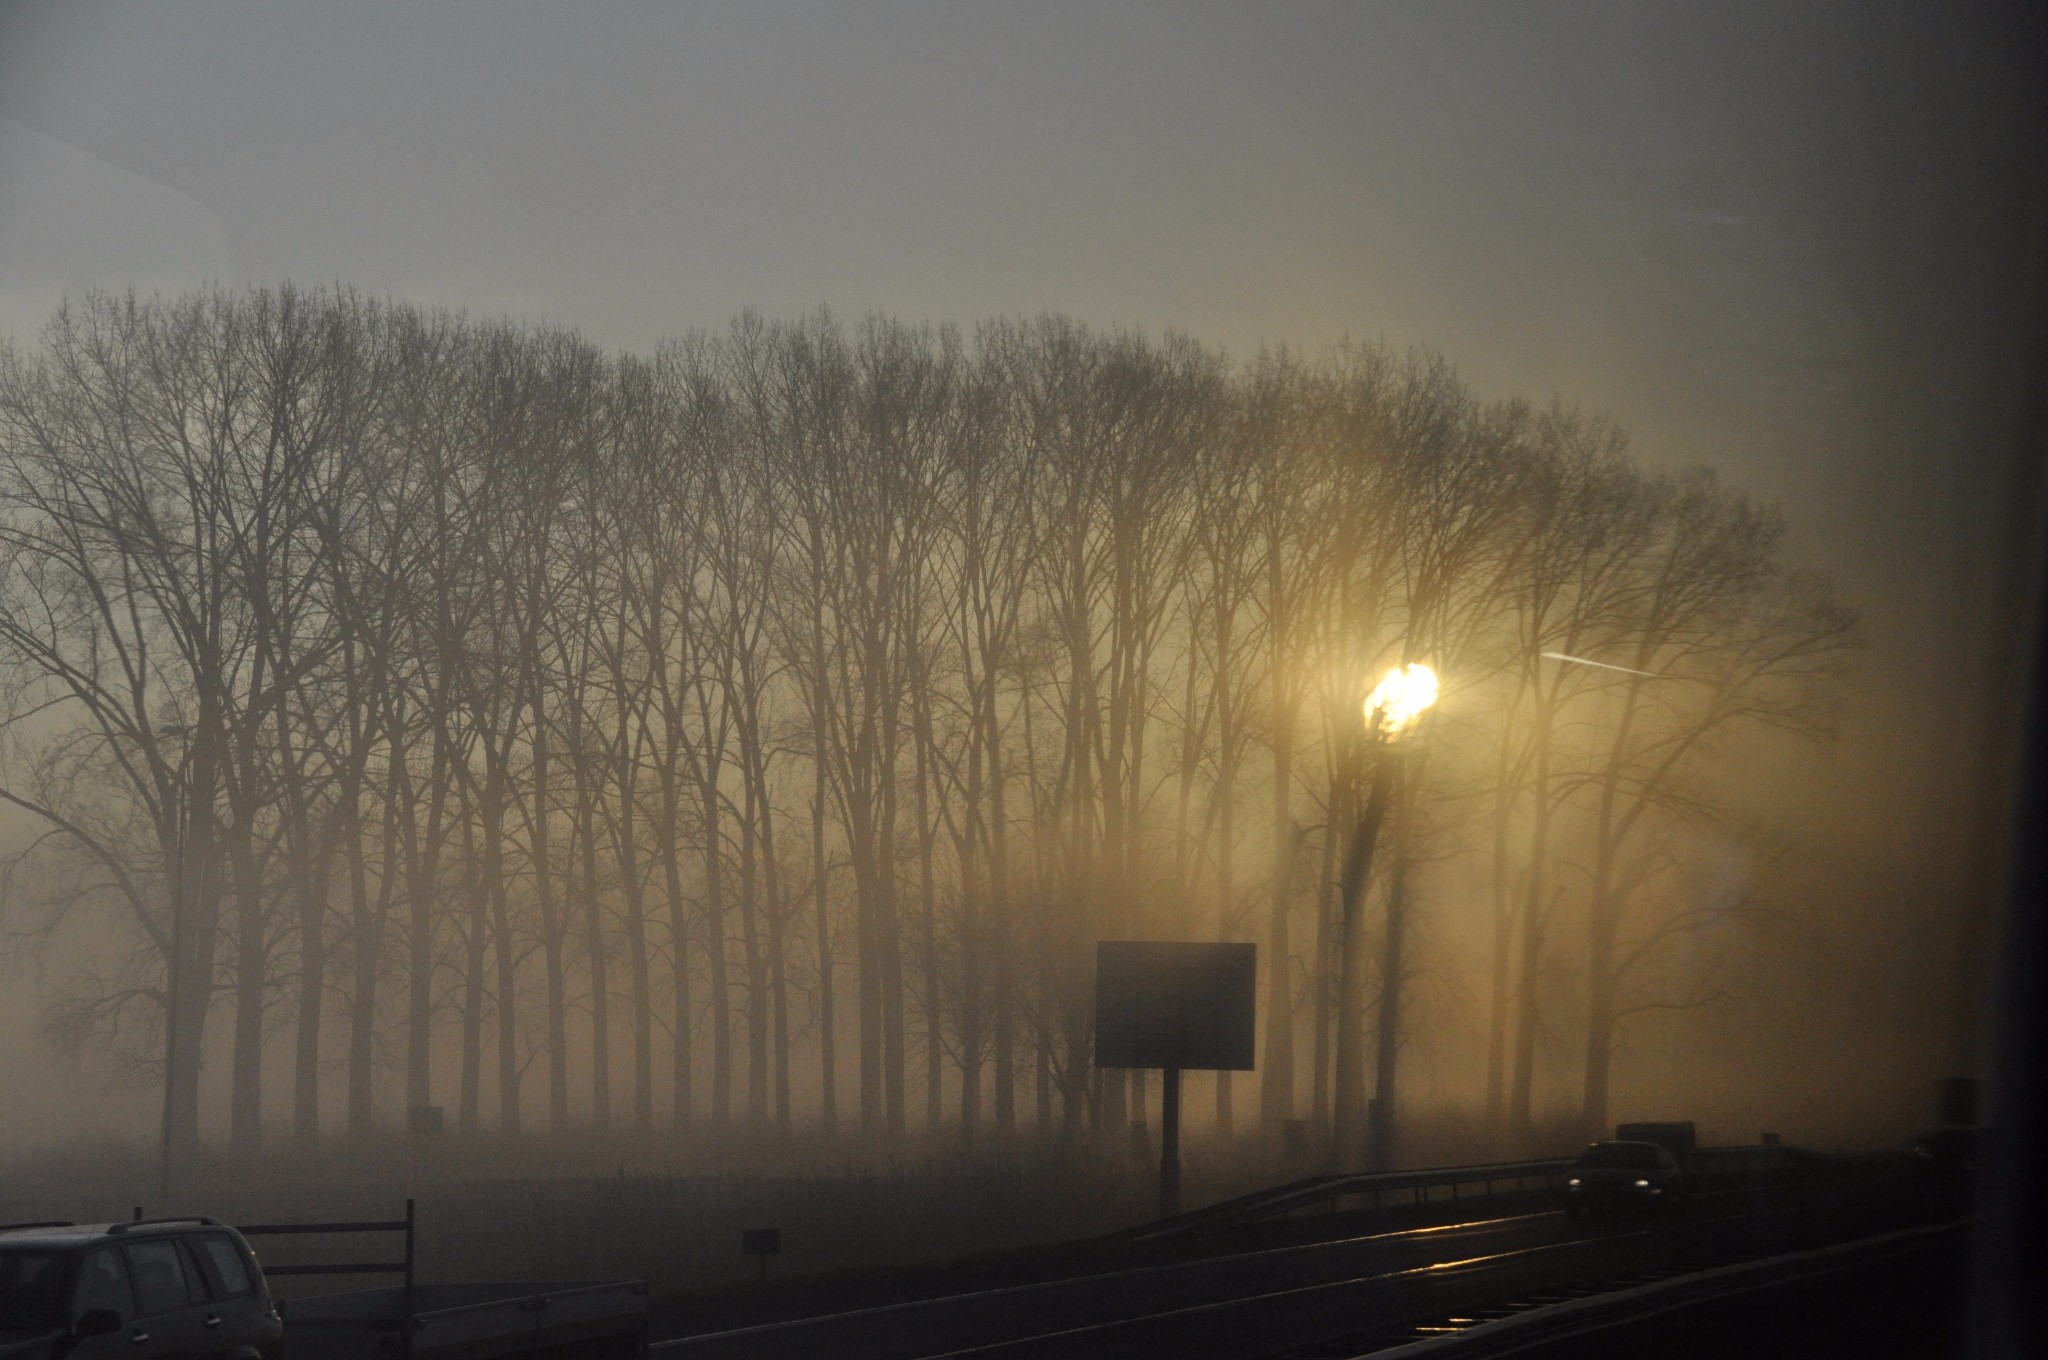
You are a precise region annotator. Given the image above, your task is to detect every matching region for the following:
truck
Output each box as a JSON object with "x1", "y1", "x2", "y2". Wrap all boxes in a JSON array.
[
  {"x1": 279, "y1": 1280, "x2": 649, "y2": 1359},
  {"x1": 238, "y1": 1202, "x2": 649, "y2": 1359}
]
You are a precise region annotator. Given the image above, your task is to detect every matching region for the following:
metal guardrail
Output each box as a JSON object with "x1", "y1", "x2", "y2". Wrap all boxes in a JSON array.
[
  {"x1": 1128, "y1": 1159, "x2": 1576, "y2": 1241},
  {"x1": 1282, "y1": 1159, "x2": 1580, "y2": 1218},
  {"x1": 1131, "y1": 1144, "x2": 1828, "y2": 1241}
]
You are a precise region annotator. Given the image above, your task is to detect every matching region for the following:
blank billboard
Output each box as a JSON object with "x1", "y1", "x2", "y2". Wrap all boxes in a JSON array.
[{"x1": 1094, "y1": 940, "x2": 1256, "y2": 1071}]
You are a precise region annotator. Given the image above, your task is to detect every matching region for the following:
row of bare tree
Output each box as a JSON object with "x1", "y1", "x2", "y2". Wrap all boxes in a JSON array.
[{"x1": 0, "y1": 286, "x2": 1852, "y2": 1168}]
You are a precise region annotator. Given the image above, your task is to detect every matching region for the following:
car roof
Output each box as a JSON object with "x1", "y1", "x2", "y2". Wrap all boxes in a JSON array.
[
  {"x1": 0, "y1": 1219, "x2": 231, "y2": 1247},
  {"x1": 1585, "y1": 1139, "x2": 1665, "y2": 1150},
  {"x1": 0, "y1": 1223, "x2": 106, "y2": 1246}
]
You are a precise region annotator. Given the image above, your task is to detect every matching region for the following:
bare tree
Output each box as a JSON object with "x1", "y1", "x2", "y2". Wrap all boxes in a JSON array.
[
  {"x1": 1571, "y1": 473, "x2": 1854, "y2": 1131},
  {"x1": 0, "y1": 287, "x2": 1853, "y2": 1174}
]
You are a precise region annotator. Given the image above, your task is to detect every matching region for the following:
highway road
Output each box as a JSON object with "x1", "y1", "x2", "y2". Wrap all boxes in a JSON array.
[{"x1": 650, "y1": 1167, "x2": 1956, "y2": 1360}]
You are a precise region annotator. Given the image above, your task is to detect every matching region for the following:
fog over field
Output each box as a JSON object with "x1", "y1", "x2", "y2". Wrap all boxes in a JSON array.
[{"x1": 0, "y1": 1, "x2": 2038, "y2": 1243}]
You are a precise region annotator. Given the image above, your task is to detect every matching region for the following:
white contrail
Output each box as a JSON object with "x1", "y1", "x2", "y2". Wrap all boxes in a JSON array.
[{"x1": 1541, "y1": 651, "x2": 1659, "y2": 678}]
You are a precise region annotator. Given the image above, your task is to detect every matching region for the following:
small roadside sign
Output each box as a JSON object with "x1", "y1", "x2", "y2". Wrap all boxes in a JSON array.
[{"x1": 742, "y1": 1228, "x2": 781, "y2": 1282}]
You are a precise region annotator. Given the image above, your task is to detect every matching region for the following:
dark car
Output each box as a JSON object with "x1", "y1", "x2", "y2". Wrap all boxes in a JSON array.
[
  {"x1": 1912, "y1": 1126, "x2": 1985, "y2": 1174},
  {"x1": 1563, "y1": 1140, "x2": 1688, "y2": 1220},
  {"x1": 1613, "y1": 1120, "x2": 1697, "y2": 1166},
  {"x1": 0, "y1": 1218, "x2": 279, "y2": 1360}
]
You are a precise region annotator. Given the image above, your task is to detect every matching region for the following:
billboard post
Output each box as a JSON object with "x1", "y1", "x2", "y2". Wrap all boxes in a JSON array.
[{"x1": 1094, "y1": 940, "x2": 1257, "y2": 1220}]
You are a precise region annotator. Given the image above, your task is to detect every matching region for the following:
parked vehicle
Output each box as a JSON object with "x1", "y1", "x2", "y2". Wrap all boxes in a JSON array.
[
  {"x1": 1, "y1": 1207, "x2": 645, "y2": 1360},
  {"x1": 0, "y1": 1217, "x2": 281, "y2": 1360},
  {"x1": 1564, "y1": 1140, "x2": 1688, "y2": 1219}
]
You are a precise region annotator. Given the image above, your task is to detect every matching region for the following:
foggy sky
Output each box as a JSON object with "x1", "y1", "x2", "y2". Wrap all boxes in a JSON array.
[{"x1": 0, "y1": 0, "x2": 2041, "y2": 1144}]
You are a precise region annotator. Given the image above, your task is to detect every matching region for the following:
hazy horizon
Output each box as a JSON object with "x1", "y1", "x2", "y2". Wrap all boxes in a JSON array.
[{"x1": 0, "y1": 1, "x2": 2039, "y2": 1165}]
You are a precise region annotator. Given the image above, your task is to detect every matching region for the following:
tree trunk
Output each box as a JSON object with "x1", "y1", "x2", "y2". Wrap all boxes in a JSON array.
[
  {"x1": 700, "y1": 756, "x2": 733, "y2": 1127},
  {"x1": 854, "y1": 825, "x2": 883, "y2": 1133},
  {"x1": 770, "y1": 899, "x2": 792, "y2": 1135},
  {"x1": 347, "y1": 786, "x2": 399, "y2": 1139},
  {"x1": 878, "y1": 669, "x2": 909, "y2": 1138},
  {"x1": 161, "y1": 729, "x2": 224, "y2": 1182},
  {"x1": 406, "y1": 723, "x2": 451, "y2": 1133},
  {"x1": 484, "y1": 761, "x2": 522, "y2": 1136},
  {"x1": 913, "y1": 683, "x2": 943, "y2": 1138},
  {"x1": 528, "y1": 706, "x2": 570, "y2": 1135},
  {"x1": 227, "y1": 824, "x2": 267, "y2": 1157},
  {"x1": 1214, "y1": 751, "x2": 1237, "y2": 1135},
  {"x1": 737, "y1": 772, "x2": 769, "y2": 1127},
  {"x1": 1508, "y1": 694, "x2": 1558, "y2": 1135},
  {"x1": 989, "y1": 756, "x2": 1015, "y2": 1138},
  {"x1": 1484, "y1": 766, "x2": 1517, "y2": 1127},
  {"x1": 1261, "y1": 707, "x2": 1297, "y2": 1126},
  {"x1": 807, "y1": 522, "x2": 839, "y2": 1137},
  {"x1": 1331, "y1": 743, "x2": 1393, "y2": 1166},
  {"x1": 614, "y1": 767, "x2": 654, "y2": 1131},
  {"x1": 1369, "y1": 783, "x2": 1410, "y2": 1171},
  {"x1": 293, "y1": 877, "x2": 327, "y2": 1154},
  {"x1": 658, "y1": 762, "x2": 695, "y2": 1129},
  {"x1": 1310, "y1": 778, "x2": 1339, "y2": 1128},
  {"x1": 581, "y1": 787, "x2": 612, "y2": 1133},
  {"x1": 1581, "y1": 676, "x2": 1647, "y2": 1137},
  {"x1": 813, "y1": 774, "x2": 836, "y2": 1134},
  {"x1": 459, "y1": 808, "x2": 487, "y2": 1134},
  {"x1": 1582, "y1": 942, "x2": 1618, "y2": 1136}
]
